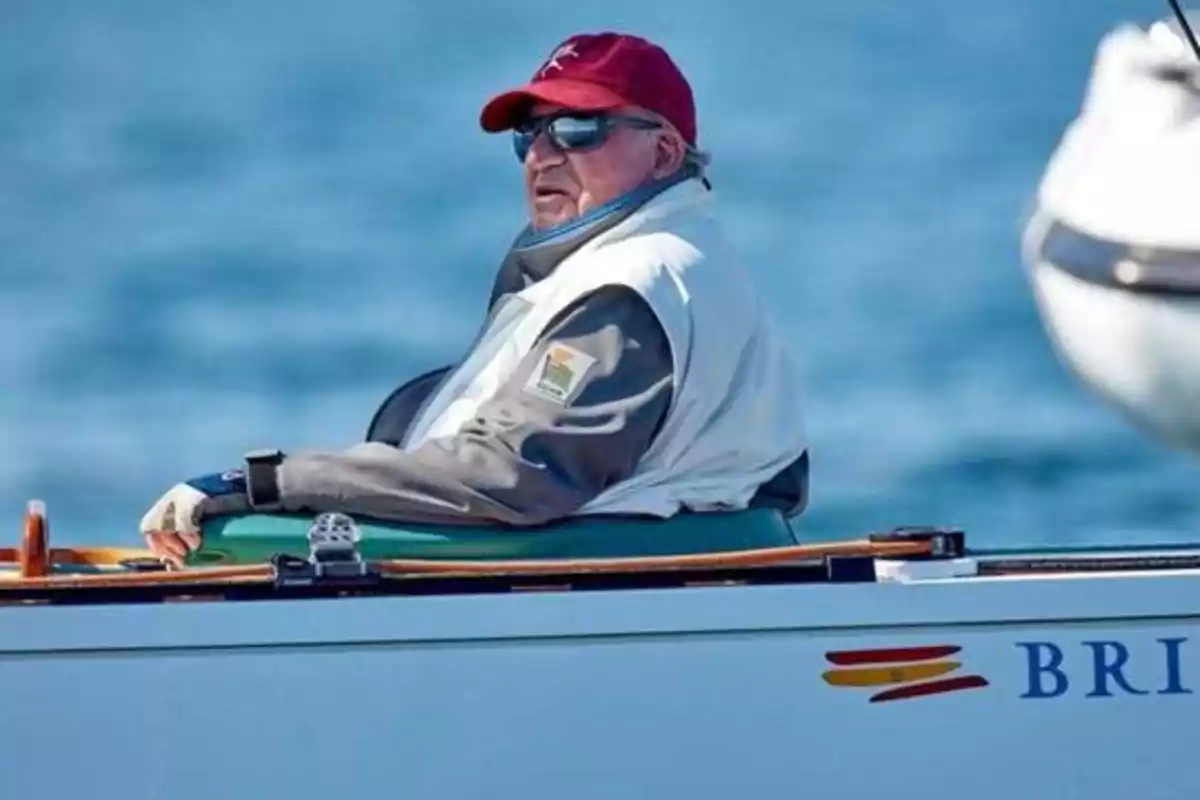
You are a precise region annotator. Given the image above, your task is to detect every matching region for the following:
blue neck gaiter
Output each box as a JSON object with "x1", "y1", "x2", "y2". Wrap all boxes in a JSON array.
[{"x1": 486, "y1": 170, "x2": 694, "y2": 309}]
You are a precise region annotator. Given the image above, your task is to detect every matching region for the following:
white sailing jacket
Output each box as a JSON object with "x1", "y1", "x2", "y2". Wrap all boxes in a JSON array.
[{"x1": 398, "y1": 177, "x2": 810, "y2": 518}]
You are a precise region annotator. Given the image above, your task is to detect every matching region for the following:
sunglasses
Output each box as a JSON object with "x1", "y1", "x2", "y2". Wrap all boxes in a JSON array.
[{"x1": 512, "y1": 112, "x2": 663, "y2": 162}]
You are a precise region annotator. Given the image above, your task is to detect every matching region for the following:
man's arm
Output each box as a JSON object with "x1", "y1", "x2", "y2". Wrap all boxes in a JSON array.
[{"x1": 218, "y1": 285, "x2": 674, "y2": 527}]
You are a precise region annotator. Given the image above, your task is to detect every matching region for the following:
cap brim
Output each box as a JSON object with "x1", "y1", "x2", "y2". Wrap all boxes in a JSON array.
[{"x1": 480, "y1": 79, "x2": 630, "y2": 132}]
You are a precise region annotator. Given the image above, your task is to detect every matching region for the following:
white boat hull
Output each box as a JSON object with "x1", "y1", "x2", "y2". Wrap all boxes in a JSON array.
[{"x1": 3, "y1": 557, "x2": 1200, "y2": 799}]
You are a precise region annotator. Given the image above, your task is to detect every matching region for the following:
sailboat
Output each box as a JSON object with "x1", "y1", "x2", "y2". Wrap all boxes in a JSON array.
[{"x1": 1023, "y1": 2, "x2": 1200, "y2": 453}]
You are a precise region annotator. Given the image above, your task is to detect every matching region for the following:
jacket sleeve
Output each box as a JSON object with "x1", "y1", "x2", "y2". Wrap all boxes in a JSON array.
[{"x1": 224, "y1": 285, "x2": 674, "y2": 527}]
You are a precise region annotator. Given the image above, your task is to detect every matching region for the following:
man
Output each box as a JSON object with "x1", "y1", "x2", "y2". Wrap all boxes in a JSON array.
[{"x1": 142, "y1": 31, "x2": 810, "y2": 566}]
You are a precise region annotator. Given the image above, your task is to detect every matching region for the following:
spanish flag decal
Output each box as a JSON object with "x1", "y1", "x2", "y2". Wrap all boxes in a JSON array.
[{"x1": 823, "y1": 645, "x2": 989, "y2": 703}]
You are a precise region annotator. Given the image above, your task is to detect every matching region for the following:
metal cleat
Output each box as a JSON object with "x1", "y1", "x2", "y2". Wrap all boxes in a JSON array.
[
  {"x1": 272, "y1": 512, "x2": 379, "y2": 588},
  {"x1": 308, "y1": 512, "x2": 361, "y2": 562}
]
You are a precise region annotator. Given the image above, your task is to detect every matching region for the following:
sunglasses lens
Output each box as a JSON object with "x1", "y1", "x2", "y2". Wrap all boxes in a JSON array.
[
  {"x1": 511, "y1": 115, "x2": 609, "y2": 162},
  {"x1": 548, "y1": 116, "x2": 605, "y2": 150},
  {"x1": 513, "y1": 129, "x2": 534, "y2": 161}
]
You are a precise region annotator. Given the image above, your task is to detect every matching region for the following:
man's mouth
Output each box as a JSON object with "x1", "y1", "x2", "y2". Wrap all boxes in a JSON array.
[{"x1": 534, "y1": 185, "x2": 571, "y2": 200}]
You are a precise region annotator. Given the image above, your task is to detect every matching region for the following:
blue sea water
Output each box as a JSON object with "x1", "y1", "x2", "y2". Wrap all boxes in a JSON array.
[{"x1": 2, "y1": 0, "x2": 1198, "y2": 551}]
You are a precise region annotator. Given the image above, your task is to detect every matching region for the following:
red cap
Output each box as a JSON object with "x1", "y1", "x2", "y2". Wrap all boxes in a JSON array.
[{"x1": 480, "y1": 32, "x2": 697, "y2": 146}]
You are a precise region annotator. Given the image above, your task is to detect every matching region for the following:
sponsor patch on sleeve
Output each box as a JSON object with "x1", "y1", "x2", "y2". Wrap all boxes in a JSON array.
[{"x1": 523, "y1": 343, "x2": 597, "y2": 404}]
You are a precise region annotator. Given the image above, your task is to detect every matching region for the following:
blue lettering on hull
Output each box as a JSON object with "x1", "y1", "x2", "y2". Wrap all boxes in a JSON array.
[
  {"x1": 1017, "y1": 642, "x2": 1068, "y2": 698},
  {"x1": 1017, "y1": 637, "x2": 1192, "y2": 699},
  {"x1": 1082, "y1": 641, "x2": 1147, "y2": 697},
  {"x1": 1158, "y1": 637, "x2": 1192, "y2": 696}
]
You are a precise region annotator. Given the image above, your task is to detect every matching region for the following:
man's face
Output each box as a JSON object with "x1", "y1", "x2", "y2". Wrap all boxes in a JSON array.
[{"x1": 522, "y1": 103, "x2": 666, "y2": 231}]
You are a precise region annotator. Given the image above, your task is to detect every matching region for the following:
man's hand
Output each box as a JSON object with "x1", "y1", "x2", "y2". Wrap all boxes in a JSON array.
[
  {"x1": 140, "y1": 469, "x2": 251, "y2": 567},
  {"x1": 140, "y1": 483, "x2": 208, "y2": 567}
]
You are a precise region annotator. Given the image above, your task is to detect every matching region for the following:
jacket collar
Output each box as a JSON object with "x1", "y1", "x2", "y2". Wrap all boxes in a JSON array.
[{"x1": 487, "y1": 172, "x2": 707, "y2": 308}]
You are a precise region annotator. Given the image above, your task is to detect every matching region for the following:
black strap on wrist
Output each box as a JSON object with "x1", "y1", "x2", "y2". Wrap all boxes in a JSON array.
[{"x1": 244, "y1": 448, "x2": 284, "y2": 509}]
